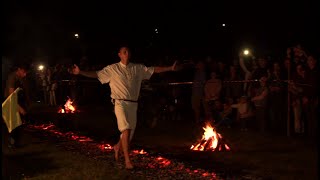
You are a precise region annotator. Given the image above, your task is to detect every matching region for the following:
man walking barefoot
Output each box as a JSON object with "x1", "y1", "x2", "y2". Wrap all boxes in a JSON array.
[{"x1": 70, "y1": 46, "x2": 177, "y2": 169}]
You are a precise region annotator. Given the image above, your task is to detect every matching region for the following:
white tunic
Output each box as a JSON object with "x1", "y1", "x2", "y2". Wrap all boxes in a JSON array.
[
  {"x1": 96, "y1": 62, "x2": 154, "y2": 101},
  {"x1": 96, "y1": 62, "x2": 154, "y2": 139}
]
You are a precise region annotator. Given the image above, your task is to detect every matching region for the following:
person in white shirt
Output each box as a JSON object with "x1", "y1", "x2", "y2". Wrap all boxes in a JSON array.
[{"x1": 70, "y1": 46, "x2": 177, "y2": 169}]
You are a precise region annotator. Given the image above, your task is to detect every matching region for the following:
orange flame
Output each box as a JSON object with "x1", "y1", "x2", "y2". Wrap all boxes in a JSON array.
[
  {"x1": 190, "y1": 123, "x2": 230, "y2": 151},
  {"x1": 132, "y1": 149, "x2": 148, "y2": 154},
  {"x1": 58, "y1": 98, "x2": 77, "y2": 113}
]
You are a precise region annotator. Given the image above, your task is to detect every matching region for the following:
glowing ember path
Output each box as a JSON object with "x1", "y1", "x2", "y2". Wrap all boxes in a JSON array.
[
  {"x1": 190, "y1": 122, "x2": 231, "y2": 151},
  {"x1": 30, "y1": 123, "x2": 113, "y2": 151},
  {"x1": 28, "y1": 123, "x2": 223, "y2": 179}
]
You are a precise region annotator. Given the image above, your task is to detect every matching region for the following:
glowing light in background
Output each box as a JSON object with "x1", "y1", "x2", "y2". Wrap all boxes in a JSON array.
[
  {"x1": 38, "y1": 65, "x2": 44, "y2": 71},
  {"x1": 243, "y1": 49, "x2": 250, "y2": 55}
]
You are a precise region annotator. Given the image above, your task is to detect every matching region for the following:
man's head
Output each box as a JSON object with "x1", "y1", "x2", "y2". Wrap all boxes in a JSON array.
[{"x1": 118, "y1": 46, "x2": 131, "y2": 63}]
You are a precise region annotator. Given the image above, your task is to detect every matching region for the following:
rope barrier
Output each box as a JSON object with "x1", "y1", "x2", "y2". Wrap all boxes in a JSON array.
[{"x1": 58, "y1": 79, "x2": 312, "y2": 87}]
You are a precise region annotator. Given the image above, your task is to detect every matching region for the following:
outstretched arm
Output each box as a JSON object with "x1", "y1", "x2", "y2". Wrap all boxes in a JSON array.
[
  {"x1": 154, "y1": 61, "x2": 177, "y2": 73},
  {"x1": 79, "y1": 71, "x2": 98, "y2": 78},
  {"x1": 70, "y1": 64, "x2": 98, "y2": 78},
  {"x1": 239, "y1": 56, "x2": 251, "y2": 75}
]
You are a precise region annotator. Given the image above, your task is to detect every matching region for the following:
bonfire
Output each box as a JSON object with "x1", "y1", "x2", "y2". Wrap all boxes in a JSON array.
[
  {"x1": 58, "y1": 98, "x2": 77, "y2": 113},
  {"x1": 190, "y1": 123, "x2": 230, "y2": 151}
]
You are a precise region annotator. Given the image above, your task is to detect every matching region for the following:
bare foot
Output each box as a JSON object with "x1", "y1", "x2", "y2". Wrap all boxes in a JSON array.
[
  {"x1": 125, "y1": 161, "x2": 134, "y2": 169},
  {"x1": 114, "y1": 144, "x2": 119, "y2": 161}
]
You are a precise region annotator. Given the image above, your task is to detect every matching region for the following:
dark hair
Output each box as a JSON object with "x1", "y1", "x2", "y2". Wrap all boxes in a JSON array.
[
  {"x1": 118, "y1": 40, "x2": 131, "y2": 50},
  {"x1": 119, "y1": 46, "x2": 130, "y2": 51}
]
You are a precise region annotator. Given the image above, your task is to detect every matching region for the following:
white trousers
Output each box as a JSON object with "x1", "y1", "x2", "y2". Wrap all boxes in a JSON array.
[{"x1": 114, "y1": 100, "x2": 138, "y2": 141}]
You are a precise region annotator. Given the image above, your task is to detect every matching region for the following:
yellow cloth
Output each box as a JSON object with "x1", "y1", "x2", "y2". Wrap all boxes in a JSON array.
[{"x1": 2, "y1": 88, "x2": 22, "y2": 133}]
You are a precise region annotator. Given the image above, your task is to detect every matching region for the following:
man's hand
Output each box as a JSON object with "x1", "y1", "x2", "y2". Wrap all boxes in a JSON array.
[
  {"x1": 69, "y1": 64, "x2": 80, "y2": 75},
  {"x1": 239, "y1": 51, "x2": 244, "y2": 59},
  {"x1": 154, "y1": 61, "x2": 180, "y2": 73},
  {"x1": 18, "y1": 106, "x2": 26, "y2": 116}
]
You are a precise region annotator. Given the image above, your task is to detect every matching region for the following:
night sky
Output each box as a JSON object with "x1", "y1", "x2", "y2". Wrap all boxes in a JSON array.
[{"x1": 3, "y1": 0, "x2": 319, "y2": 64}]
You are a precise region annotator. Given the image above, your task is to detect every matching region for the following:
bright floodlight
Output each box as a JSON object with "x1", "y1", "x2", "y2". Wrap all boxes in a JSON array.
[
  {"x1": 222, "y1": 24, "x2": 226, "y2": 26},
  {"x1": 243, "y1": 49, "x2": 250, "y2": 55},
  {"x1": 38, "y1": 65, "x2": 44, "y2": 71},
  {"x1": 74, "y1": 33, "x2": 79, "y2": 38}
]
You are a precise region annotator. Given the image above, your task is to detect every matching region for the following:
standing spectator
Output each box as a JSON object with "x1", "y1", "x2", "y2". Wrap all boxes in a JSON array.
[
  {"x1": 39, "y1": 69, "x2": 48, "y2": 105},
  {"x1": 268, "y1": 62, "x2": 286, "y2": 134},
  {"x1": 50, "y1": 67, "x2": 58, "y2": 106},
  {"x1": 2, "y1": 63, "x2": 29, "y2": 148},
  {"x1": 304, "y1": 55, "x2": 319, "y2": 139},
  {"x1": 251, "y1": 76, "x2": 269, "y2": 133},
  {"x1": 289, "y1": 64, "x2": 308, "y2": 135},
  {"x1": 291, "y1": 44, "x2": 308, "y2": 66},
  {"x1": 204, "y1": 71, "x2": 222, "y2": 123},
  {"x1": 191, "y1": 60, "x2": 207, "y2": 124},
  {"x1": 251, "y1": 57, "x2": 269, "y2": 95},
  {"x1": 46, "y1": 68, "x2": 53, "y2": 106},
  {"x1": 217, "y1": 61, "x2": 228, "y2": 81},
  {"x1": 225, "y1": 65, "x2": 243, "y2": 102},
  {"x1": 239, "y1": 52, "x2": 256, "y2": 96}
]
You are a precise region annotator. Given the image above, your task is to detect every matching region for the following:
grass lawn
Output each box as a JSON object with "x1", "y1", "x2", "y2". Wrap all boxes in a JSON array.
[{"x1": 2, "y1": 104, "x2": 318, "y2": 180}]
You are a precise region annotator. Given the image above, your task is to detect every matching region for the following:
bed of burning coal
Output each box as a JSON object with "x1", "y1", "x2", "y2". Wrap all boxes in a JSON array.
[{"x1": 25, "y1": 123, "x2": 262, "y2": 180}]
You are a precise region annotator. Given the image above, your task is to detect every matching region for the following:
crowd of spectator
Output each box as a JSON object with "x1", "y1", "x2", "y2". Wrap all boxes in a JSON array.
[
  {"x1": 186, "y1": 44, "x2": 318, "y2": 140},
  {"x1": 2, "y1": 44, "x2": 318, "y2": 141}
]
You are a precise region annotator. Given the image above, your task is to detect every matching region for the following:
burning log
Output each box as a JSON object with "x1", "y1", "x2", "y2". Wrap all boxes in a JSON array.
[{"x1": 190, "y1": 123, "x2": 230, "y2": 151}]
